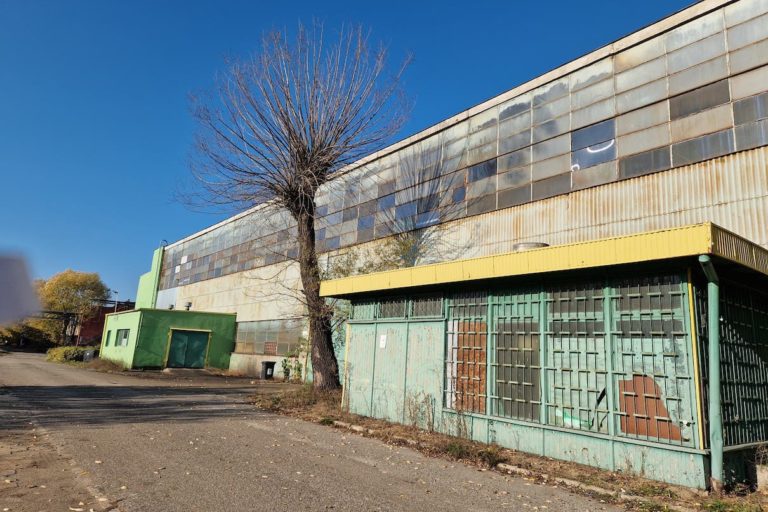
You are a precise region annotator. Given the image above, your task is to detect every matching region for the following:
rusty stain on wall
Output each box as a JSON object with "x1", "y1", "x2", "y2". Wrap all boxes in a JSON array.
[
  {"x1": 618, "y1": 375, "x2": 682, "y2": 441},
  {"x1": 454, "y1": 320, "x2": 487, "y2": 414}
]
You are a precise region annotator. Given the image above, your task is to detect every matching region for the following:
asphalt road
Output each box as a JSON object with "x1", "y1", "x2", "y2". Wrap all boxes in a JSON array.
[{"x1": 0, "y1": 352, "x2": 620, "y2": 511}]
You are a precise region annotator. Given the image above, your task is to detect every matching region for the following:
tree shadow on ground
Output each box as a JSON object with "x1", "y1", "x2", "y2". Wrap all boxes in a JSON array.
[{"x1": 0, "y1": 385, "x2": 266, "y2": 430}]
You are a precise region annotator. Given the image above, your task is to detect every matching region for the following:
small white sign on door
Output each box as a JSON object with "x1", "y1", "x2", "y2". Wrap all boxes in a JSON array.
[{"x1": 379, "y1": 334, "x2": 387, "y2": 348}]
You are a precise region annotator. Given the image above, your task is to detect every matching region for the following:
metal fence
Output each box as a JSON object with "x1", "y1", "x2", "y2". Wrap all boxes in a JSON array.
[{"x1": 707, "y1": 280, "x2": 768, "y2": 447}]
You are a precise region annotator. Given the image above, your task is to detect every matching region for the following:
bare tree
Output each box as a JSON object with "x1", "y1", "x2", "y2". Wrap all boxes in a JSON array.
[
  {"x1": 191, "y1": 23, "x2": 410, "y2": 389},
  {"x1": 375, "y1": 137, "x2": 470, "y2": 268}
]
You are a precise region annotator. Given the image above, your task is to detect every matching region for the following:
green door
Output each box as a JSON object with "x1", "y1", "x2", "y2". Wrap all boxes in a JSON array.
[{"x1": 167, "y1": 330, "x2": 209, "y2": 368}]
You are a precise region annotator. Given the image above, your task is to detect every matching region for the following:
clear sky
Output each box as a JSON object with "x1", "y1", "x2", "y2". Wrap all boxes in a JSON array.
[{"x1": 0, "y1": 0, "x2": 693, "y2": 300}]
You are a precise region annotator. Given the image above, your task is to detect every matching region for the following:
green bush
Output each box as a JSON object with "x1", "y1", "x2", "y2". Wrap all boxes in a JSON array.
[{"x1": 46, "y1": 346, "x2": 97, "y2": 363}]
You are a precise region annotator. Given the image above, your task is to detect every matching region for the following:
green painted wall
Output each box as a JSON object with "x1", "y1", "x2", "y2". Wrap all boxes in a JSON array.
[
  {"x1": 133, "y1": 309, "x2": 236, "y2": 369},
  {"x1": 100, "y1": 310, "x2": 143, "y2": 368},
  {"x1": 135, "y1": 248, "x2": 163, "y2": 309},
  {"x1": 343, "y1": 271, "x2": 711, "y2": 489},
  {"x1": 100, "y1": 308, "x2": 236, "y2": 370}
]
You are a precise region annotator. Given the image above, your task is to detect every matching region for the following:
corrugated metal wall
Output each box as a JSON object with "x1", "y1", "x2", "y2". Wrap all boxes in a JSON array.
[{"x1": 442, "y1": 146, "x2": 768, "y2": 258}]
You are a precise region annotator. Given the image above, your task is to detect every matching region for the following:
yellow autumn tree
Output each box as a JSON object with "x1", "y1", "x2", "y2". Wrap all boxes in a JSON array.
[{"x1": 23, "y1": 270, "x2": 110, "y2": 344}]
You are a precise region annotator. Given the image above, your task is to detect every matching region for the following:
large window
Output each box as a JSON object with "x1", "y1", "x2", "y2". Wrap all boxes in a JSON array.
[
  {"x1": 700, "y1": 279, "x2": 768, "y2": 447},
  {"x1": 235, "y1": 318, "x2": 304, "y2": 356},
  {"x1": 348, "y1": 296, "x2": 444, "y2": 321},
  {"x1": 115, "y1": 329, "x2": 130, "y2": 347}
]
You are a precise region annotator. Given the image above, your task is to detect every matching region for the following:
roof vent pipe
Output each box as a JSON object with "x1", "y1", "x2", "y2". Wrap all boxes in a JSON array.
[{"x1": 512, "y1": 242, "x2": 549, "y2": 253}]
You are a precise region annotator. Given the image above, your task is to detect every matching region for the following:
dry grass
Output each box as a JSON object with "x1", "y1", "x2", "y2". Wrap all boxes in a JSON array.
[
  {"x1": 251, "y1": 386, "x2": 768, "y2": 512},
  {"x1": 85, "y1": 358, "x2": 126, "y2": 372}
]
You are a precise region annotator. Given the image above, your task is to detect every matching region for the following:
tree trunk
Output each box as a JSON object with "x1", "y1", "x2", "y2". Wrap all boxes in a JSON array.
[{"x1": 296, "y1": 210, "x2": 340, "y2": 390}]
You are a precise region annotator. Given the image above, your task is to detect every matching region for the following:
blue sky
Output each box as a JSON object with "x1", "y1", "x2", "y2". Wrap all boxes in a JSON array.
[{"x1": 0, "y1": 0, "x2": 692, "y2": 300}]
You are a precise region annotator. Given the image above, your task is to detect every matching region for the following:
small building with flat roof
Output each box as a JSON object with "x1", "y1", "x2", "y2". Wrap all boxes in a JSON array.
[
  {"x1": 320, "y1": 223, "x2": 768, "y2": 489},
  {"x1": 99, "y1": 309, "x2": 236, "y2": 370}
]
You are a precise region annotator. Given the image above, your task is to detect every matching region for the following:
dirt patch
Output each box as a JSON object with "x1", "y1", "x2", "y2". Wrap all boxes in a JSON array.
[
  {"x1": 0, "y1": 391, "x2": 117, "y2": 512},
  {"x1": 251, "y1": 386, "x2": 768, "y2": 512}
]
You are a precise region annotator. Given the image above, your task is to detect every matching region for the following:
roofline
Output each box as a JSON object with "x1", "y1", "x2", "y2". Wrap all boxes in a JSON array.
[
  {"x1": 167, "y1": 0, "x2": 733, "y2": 250},
  {"x1": 105, "y1": 308, "x2": 238, "y2": 317},
  {"x1": 319, "y1": 223, "x2": 768, "y2": 297}
]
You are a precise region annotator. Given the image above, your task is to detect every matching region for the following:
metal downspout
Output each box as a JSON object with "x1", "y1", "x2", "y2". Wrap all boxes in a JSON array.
[{"x1": 699, "y1": 255, "x2": 723, "y2": 490}]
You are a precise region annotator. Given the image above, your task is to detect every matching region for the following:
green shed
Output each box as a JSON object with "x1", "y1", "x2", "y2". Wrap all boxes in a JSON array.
[
  {"x1": 99, "y1": 309, "x2": 236, "y2": 370},
  {"x1": 320, "y1": 223, "x2": 768, "y2": 490}
]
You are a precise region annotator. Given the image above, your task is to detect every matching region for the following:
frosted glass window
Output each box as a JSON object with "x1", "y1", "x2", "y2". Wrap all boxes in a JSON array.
[
  {"x1": 615, "y1": 37, "x2": 665, "y2": 72},
  {"x1": 667, "y1": 33, "x2": 726, "y2": 74},
  {"x1": 569, "y1": 58, "x2": 613, "y2": 91},
  {"x1": 616, "y1": 57, "x2": 666, "y2": 92},
  {"x1": 668, "y1": 56, "x2": 728, "y2": 96},
  {"x1": 532, "y1": 116, "x2": 570, "y2": 143},
  {"x1": 725, "y1": 0, "x2": 768, "y2": 27},
  {"x1": 532, "y1": 135, "x2": 569, "y2": 162},
  {"x1": 666, "y1": 10, "x2": 723, "y2": 52},
  {"x1": 727, "y1": 12, "x2": 768, "y2": 50},
  {"x1": 571, "y1": 79, "x2": 614, "y2": 110}
]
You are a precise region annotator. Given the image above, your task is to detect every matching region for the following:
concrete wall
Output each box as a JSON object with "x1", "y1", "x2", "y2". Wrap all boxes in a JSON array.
[
  {"x1": 230, "y1": 353, "x2": 293, "y2": 379},
  {"x1": 159, "y1": 262, "x2": 303, "y2": 322}
]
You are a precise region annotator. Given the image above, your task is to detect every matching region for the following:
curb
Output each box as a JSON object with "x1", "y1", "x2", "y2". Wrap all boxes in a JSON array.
[
  {"x1": 328, "y1": 418, "x2": 697, "y2": 512},
  {"x1": 496, "y1": 462, "x2": 696, "y2": 512}
]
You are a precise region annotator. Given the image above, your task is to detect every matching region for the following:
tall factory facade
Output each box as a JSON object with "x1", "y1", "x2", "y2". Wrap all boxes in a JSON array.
[{"x1": 136, "y1": 0, "x2": 768, "y2": 377}]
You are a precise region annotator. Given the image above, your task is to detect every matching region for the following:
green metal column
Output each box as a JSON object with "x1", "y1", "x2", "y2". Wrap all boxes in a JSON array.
[{"x1": 699, "y1": 255, "x2": 723, "y2": 489}]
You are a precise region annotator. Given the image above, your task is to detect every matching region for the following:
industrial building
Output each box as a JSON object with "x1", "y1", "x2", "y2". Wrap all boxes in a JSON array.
[
  {"x1": 320, "y1": 223, "x2": 768, "y2": 489},
  {"x1": 115, "y1": 0, "x2": 768, "y2": 485},
  {"x1": 99, "y1": 308, "x2": 236, "y2": 370}
]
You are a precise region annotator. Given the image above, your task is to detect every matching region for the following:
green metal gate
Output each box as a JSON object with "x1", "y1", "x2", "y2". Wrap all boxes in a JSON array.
[{"x1": 167, "y1": 330, "x2": 210, "y2": 368}]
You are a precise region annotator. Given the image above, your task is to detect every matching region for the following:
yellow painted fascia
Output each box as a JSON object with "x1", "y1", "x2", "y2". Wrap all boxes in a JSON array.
[
  {"x1": 320, "y1": 223, "x2": 768, "y2": 298},
  {"x1": 710, "y1": 223, "x2": 768, "y2": 276}
]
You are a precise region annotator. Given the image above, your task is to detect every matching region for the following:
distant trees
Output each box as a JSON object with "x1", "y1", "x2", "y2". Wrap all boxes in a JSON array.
[
  {"x1": 36, "y1": 270, "x2": 110, "y2": 320},
  {"x1": 0, "y1": 270, "x2": 110, "y2": 346},
  {"x1": 191, "y1": 22, "x2": 410, "y2": 390}
]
